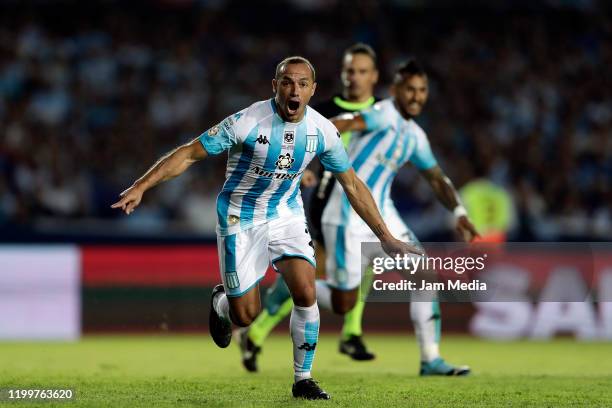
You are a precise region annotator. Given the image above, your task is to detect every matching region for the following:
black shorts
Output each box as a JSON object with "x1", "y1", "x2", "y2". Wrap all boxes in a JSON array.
[{"x1": 306, "y1": 171, "x2": 336, "y2": 246}]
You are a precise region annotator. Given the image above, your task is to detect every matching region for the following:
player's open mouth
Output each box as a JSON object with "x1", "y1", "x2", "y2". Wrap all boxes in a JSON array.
[{"x1": 287, "y1": 100, "x2": 300, "y2": 114}]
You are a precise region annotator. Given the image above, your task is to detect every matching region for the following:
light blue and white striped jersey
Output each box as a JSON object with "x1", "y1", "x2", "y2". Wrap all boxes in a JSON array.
[
  {"x1": 322, "y1": 98, "x2": 437, "y2": 228},
  {"x1": 199, "y1": 99, "x2": 350, "y2": 236}
]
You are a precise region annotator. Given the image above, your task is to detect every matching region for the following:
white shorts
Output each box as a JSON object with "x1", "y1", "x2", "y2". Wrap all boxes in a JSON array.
[
  {"x1": 217, "y1": 215, "x2": 316, "y2": 297},
  {"x1": 323, "y1": 212, "x2": 421, "y2": 290}
]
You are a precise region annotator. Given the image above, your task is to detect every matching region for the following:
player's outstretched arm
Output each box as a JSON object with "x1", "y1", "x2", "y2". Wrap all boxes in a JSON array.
[
  {"x1": 111, "y1": 137, "x2": 208, "y2": 215},
  {"x1": 334, "y1": 168, "x2": 423, "y2": 257},
  {"x1": 420, "y1": 165, "x2": 480, "y2": 242},
  {"x1": 330, "y1": 113, "x2": 367, "y2": 133}
]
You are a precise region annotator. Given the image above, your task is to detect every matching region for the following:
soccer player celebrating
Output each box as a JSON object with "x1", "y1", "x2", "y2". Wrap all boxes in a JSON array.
[
  {"x1": 321, "y1": 58, "x2": 479, "y2": 376},
  {"x1": 238, "y1": 44, "x2": 381, "y2": 369},
  {"x1": 111, "y1": 56, "x2": 420, "y2": 400}
]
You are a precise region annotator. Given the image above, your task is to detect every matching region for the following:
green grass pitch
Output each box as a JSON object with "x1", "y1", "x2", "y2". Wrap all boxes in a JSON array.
[{"x1": 1, "y1": 334, "x2": 611, "y2": 407}]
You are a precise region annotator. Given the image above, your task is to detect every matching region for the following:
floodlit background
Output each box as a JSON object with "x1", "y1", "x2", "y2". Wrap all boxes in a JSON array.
[{"x1": 2, "y1": 2, "x2": 612, "y2": 406}]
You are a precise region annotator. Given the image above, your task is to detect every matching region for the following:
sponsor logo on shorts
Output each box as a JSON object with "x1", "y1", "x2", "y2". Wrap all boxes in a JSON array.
[
  {"x1": 336, "y1": 268, "x2": 348, "y2": 284},
  {"x1": 225, "y1": 272, "x2": 240, "y2": 289}
]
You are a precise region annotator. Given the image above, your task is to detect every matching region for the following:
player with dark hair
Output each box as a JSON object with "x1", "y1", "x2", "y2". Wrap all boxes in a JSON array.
[
  {"x1": 237, "y1": 44, "x2": 381, "y2": 370},
  {"x1": 111, "y1": 55, "x2": 420, "y2": 400},
  {"x1": 320, "y1": 58, "x2": 479, "y2": 376}
]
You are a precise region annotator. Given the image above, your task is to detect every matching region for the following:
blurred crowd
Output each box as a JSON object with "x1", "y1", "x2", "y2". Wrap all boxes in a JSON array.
[{"x1": 0, "y1": 2, "x2": 610, "y2": 240}]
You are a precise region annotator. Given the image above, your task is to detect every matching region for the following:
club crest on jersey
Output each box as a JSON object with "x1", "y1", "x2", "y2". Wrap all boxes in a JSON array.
[
  {"x1": 284, "y1": 131, "x2": 295, "y2": 144},
  {"x1": 306, "y1": 135, "x2": 318, "y2": 152},
  {"x1": 275, "y1": 153, "x2": 294, "y2": 170}
]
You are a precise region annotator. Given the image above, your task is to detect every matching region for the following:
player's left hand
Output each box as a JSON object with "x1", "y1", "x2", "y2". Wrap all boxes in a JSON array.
[
  {"x1": 381, "y1": 238, "x2": 424, "y2": 258},
  {"x1": 456, "y1": 215, "x2": 480, "y2": 242},
  {"x1": 301, "y1": 169, "x2": 318, "y2": 187}
]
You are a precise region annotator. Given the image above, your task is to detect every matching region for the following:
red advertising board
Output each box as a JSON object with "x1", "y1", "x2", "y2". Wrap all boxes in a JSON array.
[{"x1": 81, "y1": 245, "x2": 277, "y2": 287}]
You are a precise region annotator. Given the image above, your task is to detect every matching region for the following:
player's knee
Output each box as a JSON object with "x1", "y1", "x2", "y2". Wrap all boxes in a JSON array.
[
  {"x1": 291, "y1": 284, "x2": 316, "y2": 307},
  {"x1": 331, "y1": 301, "x2": 353, "y2": 315},
  {"x1": 331, "y1": 289, "x2": 357, "y2": 315},
  {"x1": 232, "y1": 313, "x2": 254, "y2": 327},
  {"x1": 231, "y1": 305, "x2": 260, "y2": 327}
]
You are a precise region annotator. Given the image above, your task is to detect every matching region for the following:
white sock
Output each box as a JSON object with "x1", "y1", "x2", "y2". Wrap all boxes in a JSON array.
[
  {"x1": 315, "y1": 280, "x2": 332, "y2": 311},
  {"x1": 291, "y1": 302, "x2": 320, "y2": 383},
  {"x1": 411, "y1": 301, "x2": 441, "y2": 362},
  {"x1": 213, "y1": 291, "x2": 231, "y2": 323}
]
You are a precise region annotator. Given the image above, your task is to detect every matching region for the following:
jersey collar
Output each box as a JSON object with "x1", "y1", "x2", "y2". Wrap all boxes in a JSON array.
[
  {"x1": 333, "y1": 96, "x2": 376, "y2": 111},
  {"x1": 270, "y1": 98, "x2": 307, "y2": 124}
]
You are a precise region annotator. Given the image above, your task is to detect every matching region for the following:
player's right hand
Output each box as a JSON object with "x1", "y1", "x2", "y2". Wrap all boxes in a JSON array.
[
  {"x1": 111, "y1": 185, "x2": 144, "y2": 215},
  {"x1": 300, "y1": 169, "x2": 318, "y2": 187},
  {"x1": 456, "y1": 215, "x2": 480, "y2": 242}
]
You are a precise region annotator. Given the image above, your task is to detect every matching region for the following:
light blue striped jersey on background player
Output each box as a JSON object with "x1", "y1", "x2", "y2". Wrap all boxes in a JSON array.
[
  {"x1": 199, "y1": 98, "x2": 350, "y2": 236},
  {"x1": 322, "y1": 98, "x2": 438, "y2": 229}
]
